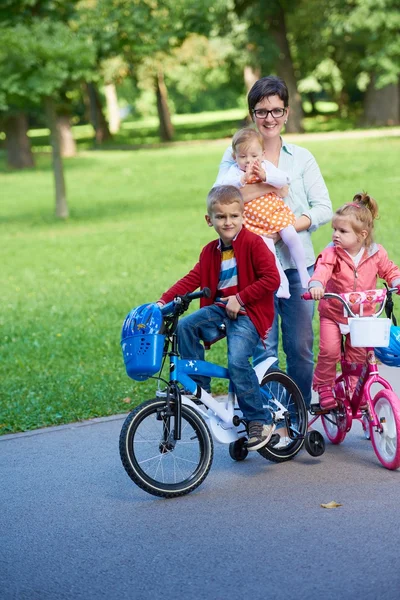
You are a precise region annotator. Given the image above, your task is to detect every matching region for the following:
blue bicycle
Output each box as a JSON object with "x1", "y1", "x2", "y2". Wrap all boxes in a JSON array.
[{"x1": 119, "y1": 289, "x2": 322, "y2": 498}]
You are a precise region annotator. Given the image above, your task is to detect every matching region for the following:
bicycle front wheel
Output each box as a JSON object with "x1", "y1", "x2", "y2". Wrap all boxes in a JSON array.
[
  {"x1": 370, "y1": 390, "x2": 400, "y2": 470},
  {"x1": 119, "y1": 398, "x2": 214, "y2": 497},
  {"x1": 257, "y1": 370, "x2": 307, "y2": 462}
]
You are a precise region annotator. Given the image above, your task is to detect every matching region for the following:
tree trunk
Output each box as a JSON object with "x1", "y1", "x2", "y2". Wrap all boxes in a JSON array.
[
  {"x1": 104, "y1": 83, "x2": 121, "y2": 134},
  {"x1": 155, "y1": 70, "x2": 174, "y2": 142},
  {"x1": 361, "y1": 78, "x2": 399, "y2": 126},
  {"x1": 243, "y1": 65, "x2": 261, "y2": 124},
  {"x1": 4, "y1": 112, "x2": 35, "y2": 169},
  {"x1": 86, "y1": 82, "x2": 112, "y2": 144},
  {"x1": 270, "y1": 5, "x2": 304, "y2": 133},
  {"x1": 244, "y1": 65, "x2": 261, "y2": 93},
  {"x1": 44, "y1": 96, "x2": 69, "y2": 219},
  {"x1": 56, "y1": 114, "x2": 76, "y2": 157}
]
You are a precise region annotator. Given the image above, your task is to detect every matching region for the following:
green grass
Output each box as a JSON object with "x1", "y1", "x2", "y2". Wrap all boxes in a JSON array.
[{"x1": 1, "y1": 134, "x2": 400, "y2": 434}]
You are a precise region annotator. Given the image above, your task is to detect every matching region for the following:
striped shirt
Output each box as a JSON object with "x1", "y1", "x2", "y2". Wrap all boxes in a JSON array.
[{"x1": 215, "y1": 244, "x2": 246, "y2": 314}]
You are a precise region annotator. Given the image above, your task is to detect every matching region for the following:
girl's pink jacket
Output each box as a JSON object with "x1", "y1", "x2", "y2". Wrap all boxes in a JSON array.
[{"x1": 309, "y1": 243, "x2": 400, "y2": 323}]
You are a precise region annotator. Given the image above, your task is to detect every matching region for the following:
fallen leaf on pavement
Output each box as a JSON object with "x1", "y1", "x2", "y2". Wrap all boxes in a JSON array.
[{"x1": 321, "y1": 501, "x2": 342, "y2": 509}]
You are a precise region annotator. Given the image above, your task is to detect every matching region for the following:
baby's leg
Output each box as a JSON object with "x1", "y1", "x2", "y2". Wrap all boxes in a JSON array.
[
  {"x1": 261, "y1": 236, "x2": 290, "y2": 299},
  {"x1": 279, "y1": 225, "x2": 310, "y2": 288}
]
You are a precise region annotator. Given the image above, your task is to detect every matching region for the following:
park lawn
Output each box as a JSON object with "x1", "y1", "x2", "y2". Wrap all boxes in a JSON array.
[{"x1": 1, "y1": 134, "x2": 400, "y2": 434}]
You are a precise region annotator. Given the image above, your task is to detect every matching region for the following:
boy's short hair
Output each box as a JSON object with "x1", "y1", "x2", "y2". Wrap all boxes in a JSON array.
[
  {"x1": 207, "y1": 186, "x2": 244, "y2": 215},
  {"x1": 232, "y1": 127, "x2": 263, "y2": 154}
]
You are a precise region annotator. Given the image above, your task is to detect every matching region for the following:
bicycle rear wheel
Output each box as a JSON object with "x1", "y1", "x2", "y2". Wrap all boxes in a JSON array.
[
  {"x1": 370, "y1": 390, "x2": 400, "y2": 470},
  {"x1": 257, "y1": 369, "x2": 307, "y2": 462},
  {"x1": 119, "y1": 398, "x2": 214, "y2": 497}
]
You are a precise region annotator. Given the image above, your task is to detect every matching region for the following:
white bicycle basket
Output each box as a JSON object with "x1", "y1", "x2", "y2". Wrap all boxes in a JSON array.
[{"x1": 349, "y1": 317, "x2": 391, "y2": 348}]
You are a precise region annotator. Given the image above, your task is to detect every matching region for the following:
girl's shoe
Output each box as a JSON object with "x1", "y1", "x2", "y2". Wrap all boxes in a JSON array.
[{"x1": 318, "y1": 385, "x2": 337, "y2": 410}]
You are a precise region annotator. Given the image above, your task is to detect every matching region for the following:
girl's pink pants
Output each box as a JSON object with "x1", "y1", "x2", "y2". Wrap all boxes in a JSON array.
[{"x1": 313, "y1": 317, "x2": 367, "y2": 391}]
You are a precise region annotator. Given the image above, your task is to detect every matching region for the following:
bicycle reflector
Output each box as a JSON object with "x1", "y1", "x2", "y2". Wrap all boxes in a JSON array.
[
  {"x1": 121, "y1": 303, "x2": 165, "y2": 381},
  {"x1": 375, "y1": 325, "x2": 400, "y2": 367}
]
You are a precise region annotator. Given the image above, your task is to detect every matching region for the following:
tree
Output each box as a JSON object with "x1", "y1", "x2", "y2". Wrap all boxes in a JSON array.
[
  {"x1": 233, "y1": 0, "x2": 305, "y2": 132},
  {"x1": 0, "y1": 20, "x2": 96, "y2": 217},
  {"x1": 291, "y1": 0, "x2": 400, "y2": 124},
  {"x1": 78, "y1": 0, "x2": 225, "y2": 140}
]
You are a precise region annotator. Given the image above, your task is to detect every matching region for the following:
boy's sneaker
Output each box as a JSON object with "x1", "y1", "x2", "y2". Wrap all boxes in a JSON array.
[{"x1": 246, "y1": 421, "x2": 276, "y2": 451}]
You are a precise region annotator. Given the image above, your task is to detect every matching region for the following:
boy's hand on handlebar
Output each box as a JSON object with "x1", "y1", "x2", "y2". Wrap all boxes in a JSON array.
[
  {"x1": 221, "y1": 296, "x2": 241, "y2": 320},
  {"x1": 309, "y1": 287, "x2": 325, "y2": 300}
]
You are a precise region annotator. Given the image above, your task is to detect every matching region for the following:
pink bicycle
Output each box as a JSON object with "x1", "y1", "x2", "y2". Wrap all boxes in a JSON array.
[{"x1": 304, "y1": 288, "x2": 400, "y2": 470}]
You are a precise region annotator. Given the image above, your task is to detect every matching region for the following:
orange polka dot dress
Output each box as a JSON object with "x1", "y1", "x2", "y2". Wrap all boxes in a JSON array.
[{"x1": 244, "y1": 192, "x2": 296, "y2": 236}]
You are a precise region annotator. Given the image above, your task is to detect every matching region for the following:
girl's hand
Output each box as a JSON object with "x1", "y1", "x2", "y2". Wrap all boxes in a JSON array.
[
  {"x1": 221, "y1": 296, "x2": 241, "y2": 320},
  {"x1": 309, "y1": 287, "x2": 325, "y2": 300},
  {"x1": 252, "y1": 160, "x2": 266, "y2": 182}
]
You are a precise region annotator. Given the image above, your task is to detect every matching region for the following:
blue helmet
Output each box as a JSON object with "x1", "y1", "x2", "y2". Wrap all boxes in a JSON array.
[
  {"x1": 375, "y1": 325, "x2": 400, "y2": 367},
  {"x1": 121, "y1": 303, "x2": 164, "y2": 340}
]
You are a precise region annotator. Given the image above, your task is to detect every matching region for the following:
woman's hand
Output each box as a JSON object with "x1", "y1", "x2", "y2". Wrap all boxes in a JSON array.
[
  {"x1": 276, "y1": 185, "x2": 289, "y2": 198},
  {"x1": 267, "y1": 232, "x2": 281, "y2": 244}
]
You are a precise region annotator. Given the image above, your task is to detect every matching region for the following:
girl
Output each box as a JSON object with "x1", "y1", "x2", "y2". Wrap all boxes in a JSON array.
[
  {"x1": 309, "y1": 193, "x2": 400, "y2": 409},
  {"x1": 219, "y1": 127, "x2": 310, "y2": 298}
]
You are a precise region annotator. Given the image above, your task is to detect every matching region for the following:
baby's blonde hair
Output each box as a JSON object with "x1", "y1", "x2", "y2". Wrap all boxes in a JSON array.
[
  {"x1": 334, "y1": 192, "x2": 379, "y2": 247},
  {"x1": 206, "y1": 186, "x2": 244, "y2": 215},
  {"x1": 231, "y1": 127, "x2": 263, "y2": 154}
]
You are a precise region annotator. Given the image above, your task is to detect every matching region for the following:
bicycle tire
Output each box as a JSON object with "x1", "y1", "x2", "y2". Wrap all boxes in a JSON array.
[
  {"x1": 257, "y1": 369, "x2": 307, "y2": 463},
  {"x1": 370, "y1": 389, "x2": 400, "y2": 470},
  {"x1": 119, "y1": 398, "x2": 214, "y2": 497},
  {"x1": 321, "y1": 381, "x2": 349, "y2": 445}
]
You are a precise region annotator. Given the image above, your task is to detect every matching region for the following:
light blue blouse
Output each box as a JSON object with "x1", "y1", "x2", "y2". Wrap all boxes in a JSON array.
[{"x1": 215, "y1": 138, "x2": 332, "y2": 270}]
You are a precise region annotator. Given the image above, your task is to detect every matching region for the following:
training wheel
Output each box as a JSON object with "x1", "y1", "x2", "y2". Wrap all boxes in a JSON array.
[
  {"x1": 229, "y1": 438, "x2": 249, "y2": 461},
  {"x1": 305, "y1": 430, "x2": 325, "y2": 457}
]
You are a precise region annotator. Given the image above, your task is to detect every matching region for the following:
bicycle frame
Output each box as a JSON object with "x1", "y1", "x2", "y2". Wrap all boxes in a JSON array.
[
  {"x1": 307, "y1": 288, "x2": 396, "y2": 434},
  {"x1": 340, "y1": 348, "x2": 392, "y2": 427},
  {"x1": 166, "y1": 349, "x2": 278, "y2": 444}
]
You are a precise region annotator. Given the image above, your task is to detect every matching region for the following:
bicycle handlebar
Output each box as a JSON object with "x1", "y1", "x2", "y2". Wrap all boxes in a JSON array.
[
  {"x1": 302, "y1": 288, "x2": 398, "y2": 318},
  {"x1": 160, "y1": 287, "x2": 211, "y2": 316}
]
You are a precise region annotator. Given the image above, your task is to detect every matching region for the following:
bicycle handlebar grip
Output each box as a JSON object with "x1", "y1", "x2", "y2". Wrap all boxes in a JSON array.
[
  {"x1": 301, "y1": 292, "x2": 312, "y2": 301},
  {"x1": 187, "y1": 287, "x2": 211, "y2": 300}
]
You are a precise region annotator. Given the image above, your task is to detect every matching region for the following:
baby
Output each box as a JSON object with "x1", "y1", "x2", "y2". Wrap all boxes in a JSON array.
[{"x1": 219, "y1": 127, "x2": 310, "y2": 297}]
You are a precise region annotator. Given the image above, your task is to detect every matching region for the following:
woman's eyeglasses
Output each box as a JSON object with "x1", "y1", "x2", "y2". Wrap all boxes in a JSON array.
[{"x1": 252, "y1": 108, "x2": 287, "y2": 119}]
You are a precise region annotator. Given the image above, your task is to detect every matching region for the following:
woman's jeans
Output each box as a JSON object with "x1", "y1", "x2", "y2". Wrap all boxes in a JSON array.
[
  {"x1": 178, "y1": 305, "x2": 272, "y2": 424},
  {"x1": 254, "y1": 266, "x2": 315, "y2": 407}
]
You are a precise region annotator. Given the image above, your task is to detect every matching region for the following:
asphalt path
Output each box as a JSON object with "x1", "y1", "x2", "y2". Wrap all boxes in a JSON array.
[{"x1": 1, "y1": 365, "x2": 400, "y2": 600}]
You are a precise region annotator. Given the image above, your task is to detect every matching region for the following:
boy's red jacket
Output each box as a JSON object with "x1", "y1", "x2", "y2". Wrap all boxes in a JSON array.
[{"x1": 159, "y1": 227, "x2": 280, "y2": 340}]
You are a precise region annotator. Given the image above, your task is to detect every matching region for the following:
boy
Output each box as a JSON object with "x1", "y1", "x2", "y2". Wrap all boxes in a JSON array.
[{"x1": 157, "y1": 185, "x2": 280, "y2": 450}]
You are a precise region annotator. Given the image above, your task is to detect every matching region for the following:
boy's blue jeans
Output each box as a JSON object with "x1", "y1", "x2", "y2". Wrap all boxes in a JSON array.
[
  {"x1": 177, "y1": 304, "x2": 272, "y2": 424},
  {"x1": 253, "y1": 266, "x2": 315, "y2": 407}
]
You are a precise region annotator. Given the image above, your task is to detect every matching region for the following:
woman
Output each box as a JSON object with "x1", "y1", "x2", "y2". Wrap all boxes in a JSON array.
[{"x1": 214, "y1": 75, "x2": 332, "y2": 407}]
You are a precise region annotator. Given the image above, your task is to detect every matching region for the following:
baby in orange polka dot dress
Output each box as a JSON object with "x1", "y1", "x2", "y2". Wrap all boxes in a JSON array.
[{"x1": 219, "y1": 127, "x2": 310, "y2": 298}]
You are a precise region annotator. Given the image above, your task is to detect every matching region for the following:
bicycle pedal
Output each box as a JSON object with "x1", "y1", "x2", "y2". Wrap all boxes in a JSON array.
[
  {"x1": 309, "y1": 404, "x2": 330, "y2": 415},
  {"x1": 267, "y1": 433, "x2": 280, "y2": 447}
]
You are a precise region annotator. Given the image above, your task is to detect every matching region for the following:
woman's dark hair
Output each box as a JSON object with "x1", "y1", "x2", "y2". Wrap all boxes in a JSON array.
[{"x1": 247, "y1": 76, "x2": 289, "y2": 113}]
